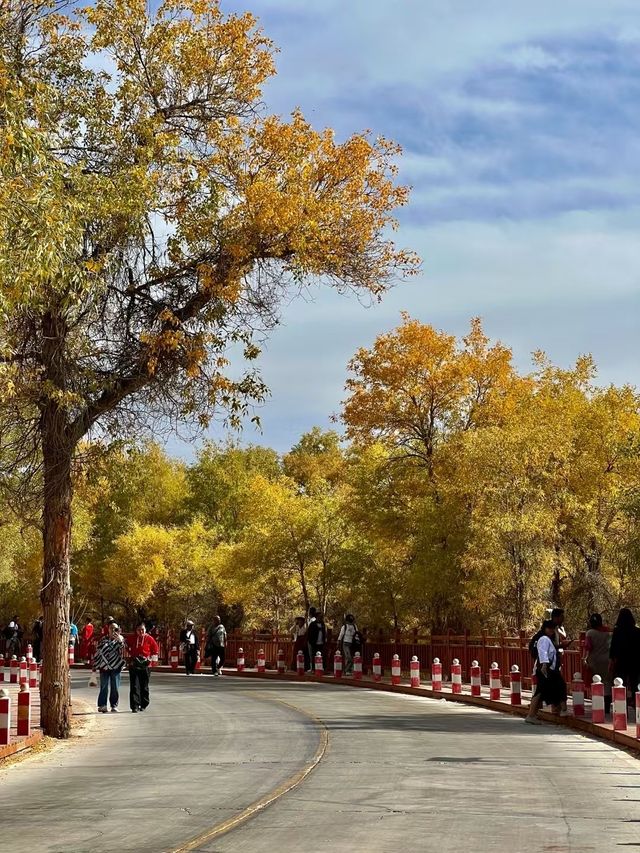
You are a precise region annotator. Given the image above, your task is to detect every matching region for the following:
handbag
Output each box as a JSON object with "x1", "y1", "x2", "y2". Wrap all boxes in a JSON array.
[{"x1": 88, "y1": 672, "x2": 98, "y2": 687}]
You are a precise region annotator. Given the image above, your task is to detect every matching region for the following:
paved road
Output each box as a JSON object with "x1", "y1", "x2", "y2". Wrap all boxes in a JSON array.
[{"x1": 0, "y1": 673, "x2": 638, "y2": 852}]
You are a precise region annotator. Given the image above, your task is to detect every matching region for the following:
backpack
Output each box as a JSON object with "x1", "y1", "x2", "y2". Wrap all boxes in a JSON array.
[{"x1": 528, "y1": 628, "x2": 543, "y2": 660}]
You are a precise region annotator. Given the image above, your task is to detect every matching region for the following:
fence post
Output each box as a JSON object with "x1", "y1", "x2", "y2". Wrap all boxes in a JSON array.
[
  {"x1": 470, "y1": 660, "x2": 481, "y2": 696},
  {"x1": 572, "y1": 673, "x2": 585, "y2": 716},
  {"x1": 296, "y1": 650, "x2": 305, "y2": 677},
  {"x1": 237, "y1": 648, "x2": 245, "y2": 672},
  {"x1": 0, "y1": 689, "x2": 10, "y2": 745},
  {"x1": 489, "y1": 662, "x2": 501, "y2": 701},
  {"x1": 613, "y1": 678, "x2": 627, "y2": 731},
  {"x1": 431, "y1": 657, "x2": 442, "y2": 691},
  {"x1": 591, "y1": 675, "x2": 605, "y2": 723},
  {"x1": 333, "y1": 649, "x2": 343, "y2": 680},
  {"x1": 353, "y1": 652, "x2": 363, "y2": 681},
  {"x1": 257, "y1": 649, "x2": 266, "y2": 674},
  {"x1": 451, "y1": 658, "x2": 462, "y2": 694},
  {"x1": 391, "y1": 654, "x2": 401, "y2": 685},
  {"x1": 314, "y1": 651, "x2": 324, "y2": 678},
  {"x1": 277, "y1": 649, "x2": 286, "y2": 674},
  {"x1": 410, "y1": 656, "x2": 420, "y2": 688},
  {"x1": 17, "y1": 685, "x2": 30, "y2": 737},
  {"x1": 372, "y1": 652, "x2": 382, "y2": 682},
  {"x1": 510, "y1": 665, "x2": 521, "y2": 706}
]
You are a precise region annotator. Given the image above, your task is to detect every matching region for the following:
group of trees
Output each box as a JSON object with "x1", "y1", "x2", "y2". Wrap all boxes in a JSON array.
[{"x1": 3, "y1": 317, "x2": 639, "y2": 642}]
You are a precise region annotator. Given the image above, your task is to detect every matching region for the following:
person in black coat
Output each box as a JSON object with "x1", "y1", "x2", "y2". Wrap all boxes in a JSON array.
[
  {"x1": 609, "y1": 608, "x2": 640, "y2": 705},
  {"x1": 179, "y1": 619, "x2": 199, "y2": 675},
  {"x1": 32, "y1": 616, "x2": 44, "y2": 661},
  {"x1": 307, "y1": 612, "x2": 328, "y2": 671}
]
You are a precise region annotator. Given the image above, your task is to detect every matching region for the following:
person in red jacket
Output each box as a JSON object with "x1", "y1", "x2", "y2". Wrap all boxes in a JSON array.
[
  {"x1": 128, "y1": 622, "x2": 159, "y2": 713},
  {"x1": 79, "y1": 619, "x2": 94, "y2": 663}
]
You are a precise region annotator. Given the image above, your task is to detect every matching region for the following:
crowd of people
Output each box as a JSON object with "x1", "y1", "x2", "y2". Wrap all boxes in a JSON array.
[{"x1": 525, "y1": 607, "x2": 640, "y2": 723}]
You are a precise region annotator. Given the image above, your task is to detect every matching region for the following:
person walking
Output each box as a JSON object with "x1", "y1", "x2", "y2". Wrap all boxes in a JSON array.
[
  {"x1": 79, "y1": 618, "x2": 93, "y2": 663},
  {"x1": 584, "y1": 613, "x2": 612, "y2": 713},
  {"x1": 128, "y1": 622, "x2": 159, "y2": 713},
  {"x1": 337, "y1": 614, "x2": 358, "y2": 676},
  {"x1": 180, "y1": 619, "x2": 199, "y2": 675},
  {"x1": 525, "y1": 619, "x2": 568, "y2": 724},
  {"x1": 307, "y1": 611, "x2": 327, "y2": 671},
  {"x1": 5, "y1": 616, "x2": 22, "y2": 656},
  {"x1": 306, "y1": 607, "x2": 317, "y2": 673},
  {"x1": 291, "y1": 616, "x2": 308, "y2": 671},
  {"x1": 609, "y1": 608, "x2": 640, "y2": 707},
  {"x1": 31, "y1": 615, "x2": 43, "y2": 661},
  {"x1": 551, "y1": 608, "x2": 572, "y2": 669},
  {"x1": 206, "y1": 616, "x2": 226, "y2": 676},
  {"x1": 93, "y1": 622, "x2": 125, "y2": 713}
]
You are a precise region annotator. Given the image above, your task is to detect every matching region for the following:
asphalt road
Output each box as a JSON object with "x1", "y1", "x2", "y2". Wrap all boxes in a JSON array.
[{"x1": 0, "y1": 672, "x2": 638, "y2": 852}]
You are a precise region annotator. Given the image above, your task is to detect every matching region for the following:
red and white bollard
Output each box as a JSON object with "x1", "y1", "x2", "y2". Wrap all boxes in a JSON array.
[
  {"x1": 431, "y1": 657, "x2": 442, "y2": 692},
  {"x1": 410, "y1": 656, "x2": 420, "y2": 688},
  {"x1": 29, "y1": 660, "x2": 37, "y2": 689},
  {"x1": 451, "y1": 658, "x2": 462, "y2": 694},
  {"x1": 470, "y1": 660, "x2": 481, "y2": 697},
  {"x1": 237, "y1": 648, "x2": 245, "y2": 672},
  {"x1": 4, "y1": 656, "x2": 10, "y2": 683},
  {"x1": 68, "y1": 643, "x2": 75, "y2": 667},
  {"x1": 510, "y1": 665, "x2": 522, "y2": 706},
  {"x1": 572, "y1": 672, "x2": 585, "y2": 717},
  {"x1": 9, "y1": 656, "x2": 18, "y2": 685},
  {"x1": 0, "y1": 655, "x2": 4, "y2": 683},
  {"x1": 489, "y1": 663, "x2": 501, "y2": 701},
  {"x1": 19, "y1": 657, "x2": 27, "y2": 688},
  {"x1": 333, "y1": 649, "x2": 343, "y2": 679},
  {"x1": 0, "y1": 689, "x2": 10, "y2": 746},
  {"x1": 591, "y1": 675, "x2": 606, "y2": 724},
  {"x1": 277, "y1": 649, "x2": 286, "y2": 674},
  {"x1": 372, "y1": 653, "x2": 382, "y2": 682},
  {"x1": 26, "y1": 644, "x2": 33, "y2": 663},
  {"x1": 37, "y1": 661, "x2": 42, "y2": 684},
  {"x1": 170, "y1": 646, "x2": 179, "y2": 670},
  {"x1": 17, "y1": 685, "x2": 30, "y2": 737},
  {"x1": 635, "y1": 687, "x2": 640, "y2": 739},
  {"x1": 391, "y1": 654, "x2": 401, "y2": 686},
  {"x1": 353, "y1": 652, "x2": 363, "y2": 681},
  {"x1": 613, "y1": 677, "x2": 628, "y2": 732},
  {"x1": 296, "y1": 650, "x2": 305, "y2": 676},
  {"x1": 314, "y1": 651, "x2": 324, "y2": 677},
  {"x1": 257, "y1": 649, "x2": 266, "y2": 674}
]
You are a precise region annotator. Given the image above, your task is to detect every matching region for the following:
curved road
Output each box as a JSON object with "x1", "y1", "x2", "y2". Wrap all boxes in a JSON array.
[{"x1": 0, "y1": 672, "x2": 638, "y2": 852}]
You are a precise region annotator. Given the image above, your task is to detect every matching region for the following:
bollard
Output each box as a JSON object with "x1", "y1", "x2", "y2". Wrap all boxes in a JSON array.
[
  {"x1": 4, "y1": 655, "x2": 10, "y2": 683},
  {"x1": 489, "y1": 663, "x2": 501, "y2": 701},
  {"x1": 26, "y1": 644, "x2": 33, "y2": 663},
  {"x1": 277, "y1": 649, "x2": 286, "y2": 674},
  {"x1": 451, "y1": 658, "x2": 462, "y2": 694},
  {"x1": 257, "y1": 649, "x2": 266, "y2": 674},
  {"x1": 333, "y1": 649, "x2": 343, "y2": 680},
  {"x1": 68, "y1": 643, "x2": 75, "y2": 667},
  {"x1": 19, "y1": 657, "x2": 27, "y2": 688},
  {"x1": 572, "y1": 672, "x2": 585, "y2": 717},
  {"x1": 17, "y1": 685, "x2": 30, "y2": 737},
  {"x1": 0, "y1": 654, "x2": 4, "y2": 683},
  {"x1": 372, "y1": 652, "x2": 382, "y2": 682},
  {"x1": 636, "y1": 687, "x2": 640, "y2": 740},
  {"x1": 391, "y1": 654, "x2": 401, "y2": 686},
  {"x1": 612, "y1": 677, "x2": 627, "y2": 732},
  {"x1": 591, "y1": 675, "x2": 605, "y2": 724},
  {"x1": 470, "y1": 660, "x2": 481, "y2": 697},
  {"x1": 314, "y1": 651, "x2": 324, "y2": 678},
  {"x1": 170, "y1": 646, "x2": 179, "y2": 670},
  {"x1": 0, "y1": 688, "x2": 10, "y2": 746},
  {"x1": 353, "y1": 652, "x2": 363, "y2": 681},
  {"x1": 510, "y1": 665, "x2": 522, "y2": 706},
  {"x1": 431, "y1": 657, "x2": 442, "y2": 692},
  {"x1": 29, "y1": 660, "x2": 37, "y2": 690},
  {"x1": 296, "y1": 650, "x2": 305, "y2": 677},
  {"x1": 237, "y1": 648, "x2": 245, "y2": 672},
  {"x1": 9, "y1": 656, "x2": 18, "y2": 685},
  {"x1": 410, "y1": 656, "x2": 420, "y2": 689}
]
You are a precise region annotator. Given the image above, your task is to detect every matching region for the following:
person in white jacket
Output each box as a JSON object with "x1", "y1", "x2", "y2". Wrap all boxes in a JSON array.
[
  {"x1": 525, "y1": 619, "x2": 568, "y2": 724},
  {"x1": 337, "y1": 614, "x2": 358, "y2": 676}
]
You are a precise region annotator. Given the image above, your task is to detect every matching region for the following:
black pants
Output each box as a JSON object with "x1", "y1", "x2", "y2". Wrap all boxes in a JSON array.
[
  {"x1": 185, "y1": 647, "x2": 198, "y2": 674},
  {"x1": 129, "y1": 665, "x2": 150, "y2": 710},
  {"x1": 210, "y1": 645, "x2": 225, "y2": 674}
]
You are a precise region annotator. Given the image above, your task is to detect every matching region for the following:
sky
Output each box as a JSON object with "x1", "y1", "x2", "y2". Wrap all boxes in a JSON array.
[{"x1": 174, "y1": 0, "x2": 640, "y2": 457}]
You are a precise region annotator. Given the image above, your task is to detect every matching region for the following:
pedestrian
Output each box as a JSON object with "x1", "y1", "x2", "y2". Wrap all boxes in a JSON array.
[
  {"x1": 101, "y1": 616, "x2": 115, "y2": 637},
  {"x1": 337, "y1": 614, "x2": 358, "y2": 676},
  {"x1": 584, "y1": 613, "x2": 612, "y2": 713},
  {"x1": 551, "y1": 608, "x2": 572, "y2": 668},
  {"x1": 307, "y1": 611, "x2": 327, "y2": 671},
  {"x1": 31, "y1": 615, "x2": 43, "y2": 661},
  {"x1": 205, "y1": 616, "x2": 226, "y2": 676},
  {"x1": 93, "y1": 621, "x2": 125, "y2": 713},
  {"x1": 291, "y1": 616, "x2": 308, "y2": 671},
  {"x1": 609, "y1": 607, "x2": 640, "y2": 706},
  {"x1": 306, "y1": 606, "x2": 317, "y2": 673},
  {"x1": 128, "y1": 622, "x2": 159, "y2": 713},
  {"x1": 180, "y1": 619, "x2": 199, "y2": 675},
  {"x1": 79, "y1": 618, "x2": 93, "y2": 663},
  {"x1": 4, "y1": 615, "x2": 22, "y2": 656},
  {"x1": 525, "y1": 619, "x2": 568, "y2": 724}
]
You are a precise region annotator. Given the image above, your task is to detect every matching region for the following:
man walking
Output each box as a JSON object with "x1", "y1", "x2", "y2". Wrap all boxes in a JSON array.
[
  {"x1": 337, "y1": 614, "x2": 358, "y2": 676},
  {"x1": 180, "y1": 619, "x2": 199, "y2": 675},
  {"x1": 128, "y1": 622, "x2": 159, "y2": 713},
  {"x1": 31, "y1": 615, "x2": 43, "y2": 661},
  {"x1": 307, "y1": 611, "x2": 327, "y2": 671},
  {"x1": 93, "y1": 622, "x2": 125, "y2": 713},
  {"x1": 206, "y1": 616, "x2": 226, "y2": 676}
]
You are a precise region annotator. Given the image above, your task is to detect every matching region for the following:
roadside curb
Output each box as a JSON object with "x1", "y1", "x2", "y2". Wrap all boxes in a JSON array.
[{"x1": 0, "y1": 731, "x2": 42, "y2": 761}]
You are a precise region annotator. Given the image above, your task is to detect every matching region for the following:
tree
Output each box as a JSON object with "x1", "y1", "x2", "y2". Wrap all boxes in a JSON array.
[{"x1": 0, "y1": 0, "x2": 415, "y2": 735}]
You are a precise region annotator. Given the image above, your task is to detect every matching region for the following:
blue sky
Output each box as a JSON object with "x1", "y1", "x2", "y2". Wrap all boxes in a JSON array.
[{"x1": 174, "y1": 0, "x2": 640, "y2": 457}]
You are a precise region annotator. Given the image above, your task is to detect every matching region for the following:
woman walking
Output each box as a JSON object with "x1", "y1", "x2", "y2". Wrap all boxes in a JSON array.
[
  {"x1": 584, "y1": 613, "x2": 612, "y2": 713},
  {"x1": 128, "y1": 622, "x2": 159, "y2": 713},
  {"x1": 179, "y1": 619, "x2": 199, "y2": 675},
  {"x1": 291, "y1": 616, "x2": 308, "y2": 671},
  {"x1": 93, "y1": 622, "x2": 125, "y2": 713},
  {"x1": 610, "y1": 608, "x2": 640, "y2": 706}
]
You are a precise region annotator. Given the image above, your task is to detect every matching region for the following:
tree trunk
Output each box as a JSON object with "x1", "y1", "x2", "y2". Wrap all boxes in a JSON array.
[{"x1": 40, "y1": 418, "x2": 73, "y2": 738}]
